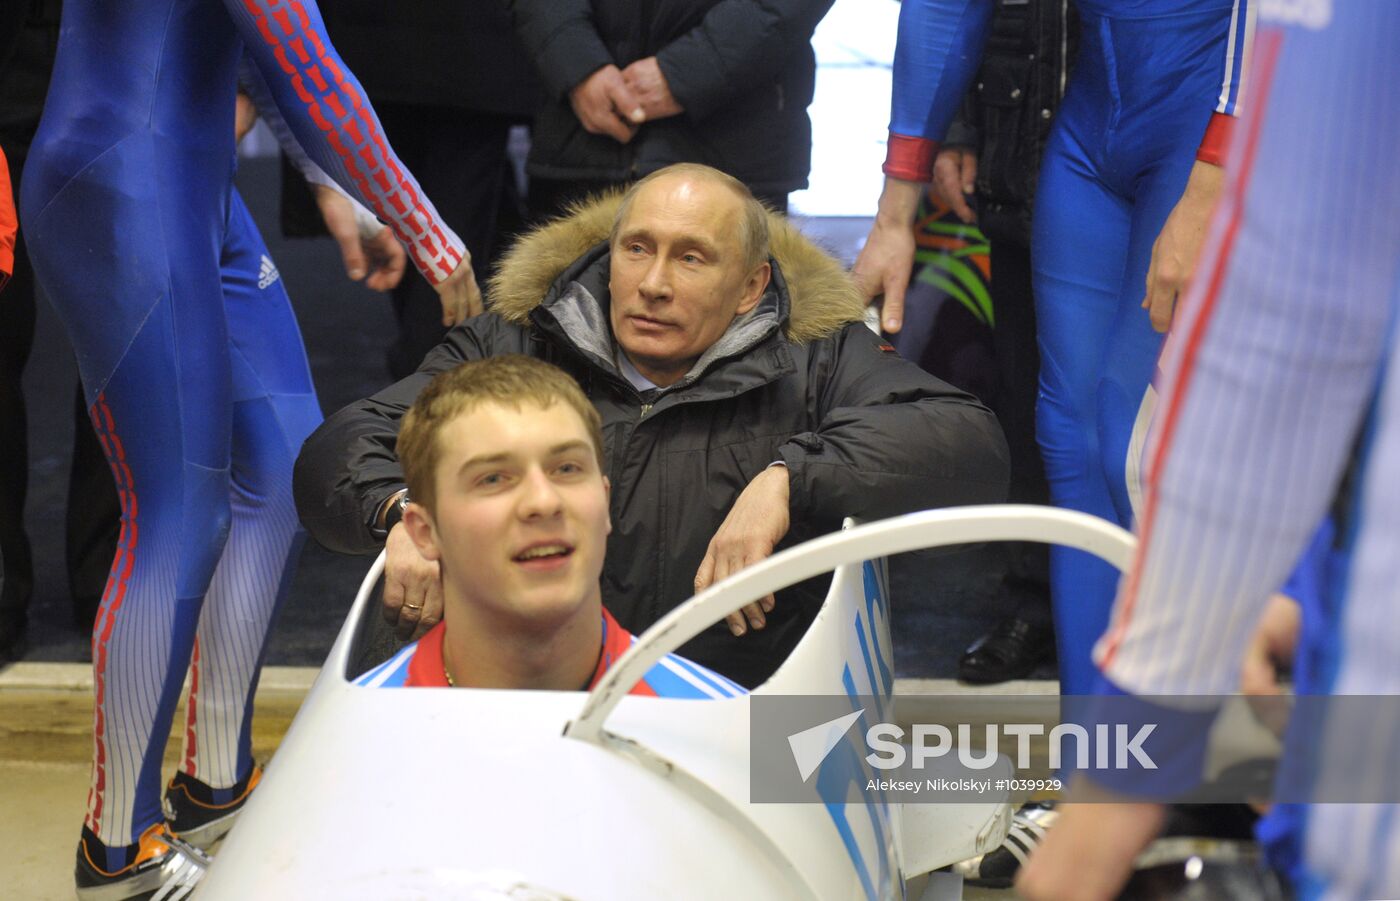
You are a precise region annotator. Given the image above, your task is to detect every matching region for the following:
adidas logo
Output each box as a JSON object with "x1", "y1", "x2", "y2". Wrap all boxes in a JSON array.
[{"x1": 257, "y1": 254, "x2": 281, "y2": 290}]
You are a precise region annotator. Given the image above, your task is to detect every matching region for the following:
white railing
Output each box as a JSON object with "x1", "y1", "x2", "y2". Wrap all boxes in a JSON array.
[{"x1": 565, "y1": 504, "x2": 1136, "y2": 744}]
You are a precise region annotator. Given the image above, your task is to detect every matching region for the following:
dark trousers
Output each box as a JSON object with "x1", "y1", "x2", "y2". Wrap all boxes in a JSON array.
[
  {"x1": 984, "y1": 232, "x2": 1052, "y2": 625},
  {"x1": 373, "y1": 104, "x2": 522, "y2": 380}
]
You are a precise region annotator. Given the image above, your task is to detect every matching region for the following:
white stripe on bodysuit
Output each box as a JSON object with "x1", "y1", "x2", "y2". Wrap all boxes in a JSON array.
[{"x1": 1215, "y1": 0, "x2": 1255, "y2": 115}]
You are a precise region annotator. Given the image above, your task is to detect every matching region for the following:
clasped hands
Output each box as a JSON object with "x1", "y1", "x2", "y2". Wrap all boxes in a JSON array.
[{"x1": 569, "y1": 58, "x2": 683, "y2": 145}]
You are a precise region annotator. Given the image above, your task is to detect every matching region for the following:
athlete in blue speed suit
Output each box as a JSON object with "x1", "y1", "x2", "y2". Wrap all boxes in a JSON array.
[
  {"x1": 857, "y1": 0, "x2": 1250, "y2": 693},
  {"x1": 20, "y1": 0, "x2": 473, "y2": 890},
  {"x1": 1032, "y1": 0, "x2": 1248, "y2": 695}
]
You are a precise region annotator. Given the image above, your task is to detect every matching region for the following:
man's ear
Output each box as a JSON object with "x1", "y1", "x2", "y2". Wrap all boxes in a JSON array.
[
  {"x1": 602, "y1": 475, "x2": 613, "y2": 537},
  {"x1": 735, "y1": 261, "x2": 771, "y2": 316},
  {"x1": 401, "y1": 502, "x2": 442, "y2": 562}
]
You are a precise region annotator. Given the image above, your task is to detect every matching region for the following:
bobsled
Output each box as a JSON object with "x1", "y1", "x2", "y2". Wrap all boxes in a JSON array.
[{"x1": 202, "y1": 505, "x2": 1136, "y2": 900}]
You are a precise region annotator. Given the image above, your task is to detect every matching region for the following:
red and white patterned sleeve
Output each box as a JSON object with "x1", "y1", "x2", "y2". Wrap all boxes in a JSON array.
[{"x1": 223, "y1": 0, "x2": 465, "y2": 285}]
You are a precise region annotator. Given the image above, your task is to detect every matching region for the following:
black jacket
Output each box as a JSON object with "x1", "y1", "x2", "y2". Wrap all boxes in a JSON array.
[
  {"x1": 509, "y1": 0, "x2": 832, "y2": 195},
  {"x1": 946, "y1": 0, "x2": 1077, "y2": 244},
  {"x1": 320, "y1": 0, "x2": 537, "y2": 118},
  {"x1": 0, "y1": 0, "x2": 61, "y2": 159},
  {"x1": 293, "y1": 196, "x2": 1008, "y2": 685}
]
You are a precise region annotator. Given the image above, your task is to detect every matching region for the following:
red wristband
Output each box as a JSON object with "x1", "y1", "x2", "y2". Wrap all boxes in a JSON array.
[
  {"x1": 882, "y1": 133, "x2": 939, "y2": 183},
  {"x1": 1196, "y1": 112, "x2": 1235, "y2": 167}
]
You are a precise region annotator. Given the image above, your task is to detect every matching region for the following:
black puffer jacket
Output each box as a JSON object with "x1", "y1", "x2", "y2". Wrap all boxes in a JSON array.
[
  {"x1": 509, "y1": 0, "x2": 832, "y2": 195},
  {"x1": 294, "y1": 196, "x2": 1008, "y2": 686}
]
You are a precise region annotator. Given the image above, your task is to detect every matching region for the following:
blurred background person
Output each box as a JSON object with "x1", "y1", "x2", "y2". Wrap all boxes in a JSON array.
[
  {"x1": 874, "y1": 0, "x2": 1077, "y2": 687},
  {"x1": 0, "y1": 0, "x2": 120, "y2": 664}
]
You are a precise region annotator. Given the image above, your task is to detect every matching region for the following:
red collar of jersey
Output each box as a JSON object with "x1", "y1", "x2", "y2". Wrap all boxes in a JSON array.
[{"x1": 405, "y1": 607, "x2": 653, "y2": 695}]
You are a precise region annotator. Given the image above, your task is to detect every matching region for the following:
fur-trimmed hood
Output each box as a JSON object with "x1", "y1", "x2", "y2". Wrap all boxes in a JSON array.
[{"x1": 485, "y1": 192, "x2": 866, "y2": 344}]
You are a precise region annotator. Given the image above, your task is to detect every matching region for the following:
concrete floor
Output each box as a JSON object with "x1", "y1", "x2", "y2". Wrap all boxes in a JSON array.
[{"x1": 0, "y1": 666, "x2": 308, "y2": 900}]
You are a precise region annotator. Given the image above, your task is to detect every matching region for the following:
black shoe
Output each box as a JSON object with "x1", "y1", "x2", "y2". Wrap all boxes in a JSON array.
[
  {"x1": 75, "y1": 823, "x2": 207, "y2": 900},
  {"x1": 959, "y1": 614, "x2": 1054, "y2": 684},
  {"x1": 951, "y1": 802, "x2": 1058, "y2": 887},
  {"x1": 163, "y1": 766, "x2": 262, "y2": 850}
]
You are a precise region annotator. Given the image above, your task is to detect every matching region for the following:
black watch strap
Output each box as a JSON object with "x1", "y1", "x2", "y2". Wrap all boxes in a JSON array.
[
  {"x1": 369, "y1": 490, "x2": 410, "y2": 540},
  {"x1": 384, "y1": 491, "x2": 410, "y2": 532}
]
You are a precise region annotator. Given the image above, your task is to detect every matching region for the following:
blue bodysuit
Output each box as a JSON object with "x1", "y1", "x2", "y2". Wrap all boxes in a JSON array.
[
  {"x1": 20, "y1": 0, "x2": 463, "y2": 864},
  {"x1": 885, "y1": 0, "x2": 1250, "y2": 693}
]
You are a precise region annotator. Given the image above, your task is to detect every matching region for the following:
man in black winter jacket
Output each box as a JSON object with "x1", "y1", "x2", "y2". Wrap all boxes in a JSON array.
[
  {"x1": 510, "y1": 0, "x2": 832, "y2": 216},
  {"x1": 294, "y1": 164, "x2": 1008, "y2": 687}
]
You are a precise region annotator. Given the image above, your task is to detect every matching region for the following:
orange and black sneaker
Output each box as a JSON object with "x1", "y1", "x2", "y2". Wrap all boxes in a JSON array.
[
  {"x1": 162, "y1": 765, "x2": 262, "y2": 850},
  {"x1": 75, "y1": 822, "x2": 207, "y2": 900}
]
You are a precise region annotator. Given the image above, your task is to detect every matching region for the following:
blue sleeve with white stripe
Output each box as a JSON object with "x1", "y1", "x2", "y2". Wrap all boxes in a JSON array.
[{"x1": 1215, "y1": 0, "x2": 1254, "y2": 115}]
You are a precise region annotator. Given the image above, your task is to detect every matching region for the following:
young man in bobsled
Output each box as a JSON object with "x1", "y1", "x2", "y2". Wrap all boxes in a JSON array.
[{"x1": 356, "y1": 354, "x2": 744, "y2": 698}]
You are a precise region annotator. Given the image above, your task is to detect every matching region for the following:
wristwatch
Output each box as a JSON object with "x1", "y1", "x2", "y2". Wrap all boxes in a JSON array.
[{"x1": 369, "y1": 489, "x2": 410, "y2": 541}]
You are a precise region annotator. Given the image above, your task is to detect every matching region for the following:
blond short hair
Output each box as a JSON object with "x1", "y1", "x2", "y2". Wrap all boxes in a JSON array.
[
  {"x1": 396, "y1": 356, "x2": 604, "y2": 513},
  {"x1": 610, "y1": 163, "x2": 771, "y2": 271}
]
